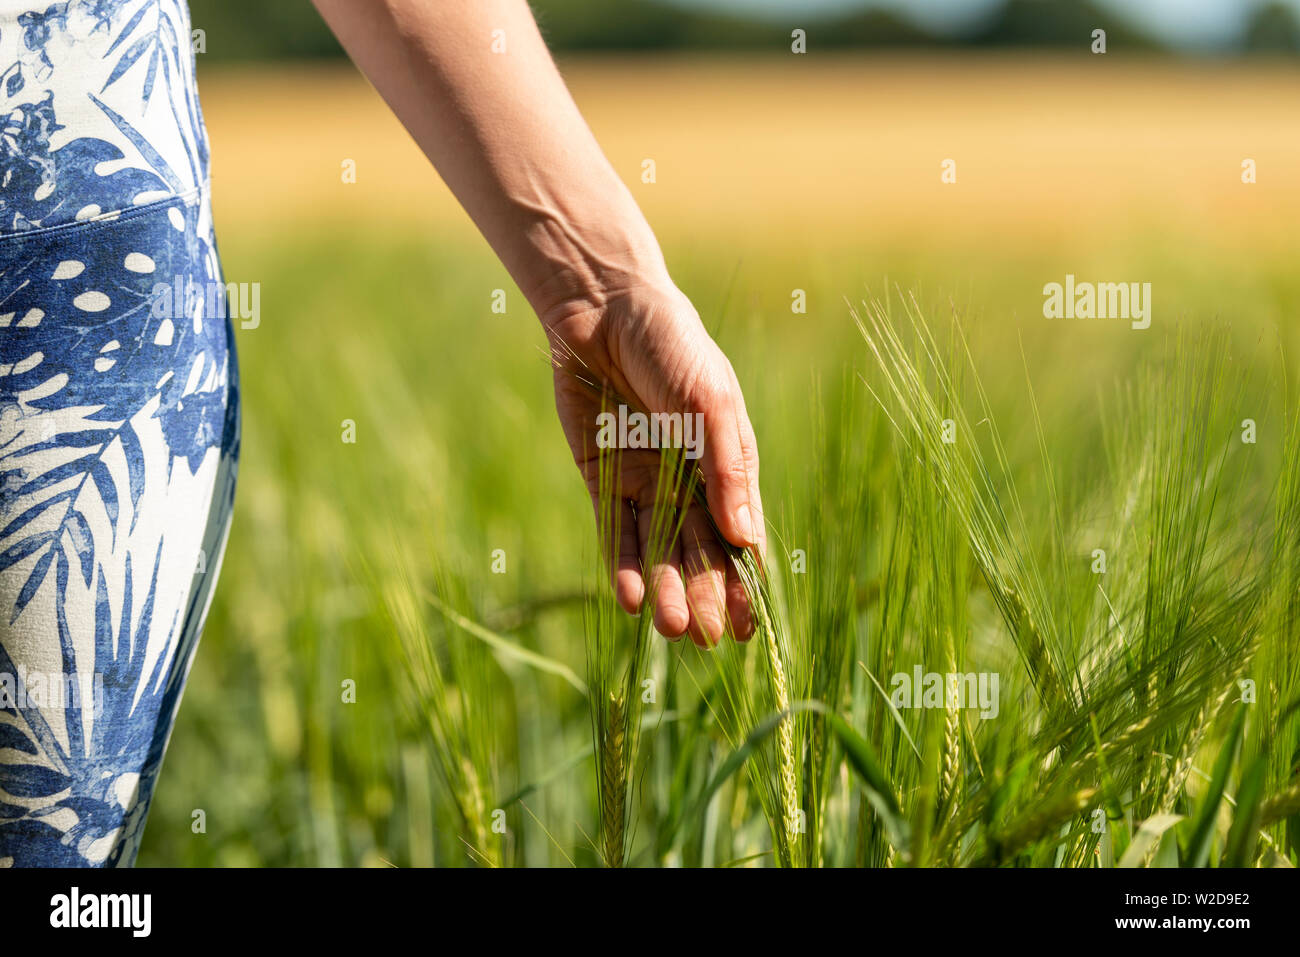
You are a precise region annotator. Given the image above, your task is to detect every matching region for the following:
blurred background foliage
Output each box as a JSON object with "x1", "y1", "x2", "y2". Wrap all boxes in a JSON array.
[{"x1": 188, "y1": 0, "x2": 1300, "y2": 57}]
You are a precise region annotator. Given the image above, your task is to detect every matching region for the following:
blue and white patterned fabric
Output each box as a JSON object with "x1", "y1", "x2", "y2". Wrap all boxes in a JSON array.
[{"x1": 0, "y1": 0, "x2": 238, "y2": 866}]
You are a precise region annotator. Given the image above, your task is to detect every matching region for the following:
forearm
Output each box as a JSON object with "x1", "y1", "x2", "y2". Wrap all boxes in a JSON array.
[{"x1": 310, "y1": 0, "x2": 671, "y2": 321}]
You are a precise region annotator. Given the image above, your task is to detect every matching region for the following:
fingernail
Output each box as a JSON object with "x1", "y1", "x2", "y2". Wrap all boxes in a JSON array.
[{"x1": 733, "y1": 504, "x2": 755, "y2": 545}]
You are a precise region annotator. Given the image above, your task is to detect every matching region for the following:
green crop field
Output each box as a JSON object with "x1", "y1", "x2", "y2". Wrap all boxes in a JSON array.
[{"x1": 135, "y1": 56, "x2": 1300, "y2": 867}]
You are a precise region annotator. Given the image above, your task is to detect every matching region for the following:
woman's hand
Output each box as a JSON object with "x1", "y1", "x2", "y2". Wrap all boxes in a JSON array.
[{"x1": 541, "y1": 281, "x2": 765, "y2": 646}]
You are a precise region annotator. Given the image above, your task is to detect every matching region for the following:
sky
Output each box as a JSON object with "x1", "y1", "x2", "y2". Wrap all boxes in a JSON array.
[{"x1": 662, "y1": 0, "x2": 1292, "y2": 49}]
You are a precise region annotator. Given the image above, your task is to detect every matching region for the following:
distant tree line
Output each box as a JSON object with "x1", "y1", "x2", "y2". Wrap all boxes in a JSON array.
[{"x1": 187, "y1": 0, "x2": 1300, "y2": 60}]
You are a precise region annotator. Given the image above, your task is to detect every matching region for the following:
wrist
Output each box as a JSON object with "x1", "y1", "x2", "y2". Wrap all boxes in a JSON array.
[{"x1": 517, "y1": 206, "x2": 673, "y2": 328}]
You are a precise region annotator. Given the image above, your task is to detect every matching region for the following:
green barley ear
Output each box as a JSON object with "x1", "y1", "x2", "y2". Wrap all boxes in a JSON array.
[
  {"x1": 710, "y1": 530, "x2": 804, "y2": 866},
  {"x1": 600, "y1": 692, "x2": 627, "y2": 867},
  {"x1": 939, "y1": 671, "x2": 961, "y2": 813},
  {"x1": 986, "y1": 787, "x2": 1098, "y2": 865},
  {"x1": 1259, "y1": 777, "x2": 1300, "y2": 829},
  {"x1": 758, "y1": 591, "x2": 800, "y2": 852},
  {"x1": 459, "y1": 755, "x2": 490, "y2": 858}
]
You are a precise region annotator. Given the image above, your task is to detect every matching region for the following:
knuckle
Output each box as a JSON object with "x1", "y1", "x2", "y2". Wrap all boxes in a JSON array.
[
  {"x1": 714, "y1": 457, "x2": 755, "y2": 490},
  {"x1": 682, "y1": 370, "x2": 724, "y2": 411}
]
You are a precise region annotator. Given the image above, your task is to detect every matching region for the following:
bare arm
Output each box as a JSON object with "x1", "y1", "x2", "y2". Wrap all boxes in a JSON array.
[
  {"x1": 310, "y1": 0, "x2": 765, "y2": 644},
  {"x1": 309, "y1": 0, "x2": 662, "y2": 315}
]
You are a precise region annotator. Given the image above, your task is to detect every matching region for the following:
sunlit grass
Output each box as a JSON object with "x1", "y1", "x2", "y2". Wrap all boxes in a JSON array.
[{"x1": 137, "y1": 217, "x2": 1300, "y2": 867}]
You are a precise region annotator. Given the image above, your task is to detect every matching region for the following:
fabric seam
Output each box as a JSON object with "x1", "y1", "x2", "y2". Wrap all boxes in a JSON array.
[{"x1": 0, "y1": 184, "x2": 205, "y2": 245}]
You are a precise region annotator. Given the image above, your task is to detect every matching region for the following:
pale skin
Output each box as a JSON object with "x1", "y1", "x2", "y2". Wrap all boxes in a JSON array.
[{"x1": 310, "y1": 0, "x2": 766, "y2": 645}]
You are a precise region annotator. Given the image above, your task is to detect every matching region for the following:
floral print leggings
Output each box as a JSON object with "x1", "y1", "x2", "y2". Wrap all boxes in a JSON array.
[{"x1": 0, "y1": 0, "x2": 238, "y2": 866}]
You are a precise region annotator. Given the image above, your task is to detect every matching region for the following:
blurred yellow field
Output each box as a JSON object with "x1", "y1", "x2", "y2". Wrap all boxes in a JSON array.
[{"x1": 199, "y1": 53, "x2": 1300, "y2": 257}]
